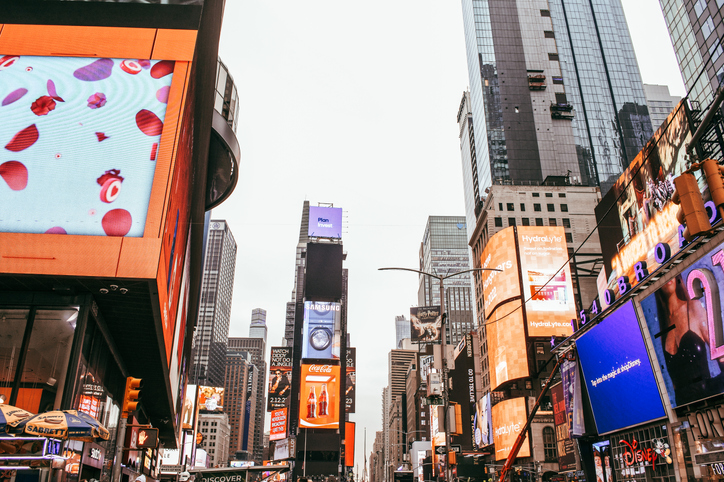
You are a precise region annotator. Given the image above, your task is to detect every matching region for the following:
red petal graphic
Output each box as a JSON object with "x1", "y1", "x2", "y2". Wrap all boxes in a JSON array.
[
  {"x1": 45, "y1": 227, "x2": 67, "y2": 235},
  {"x1": 5, "y1": 124, "x2": 39, "y2": 152},
  {"x1": 135, "y1": 110, "x2": 163, "y2": 136},
  {"x1": 0, "y1": 161, "x2": 28, "y2": 191},
  {"x1": 96, "y1": 132, "x2": 109, "y2": 142},
  {"x1": 102, "y1": 209, "x2": 132, "y2": 236},
  {"x1": 150, "y1": 60, "x2": 174, "y2": 79},
  {"x1": 2, "y1": 88, "x2": 27, "y2": 106}
]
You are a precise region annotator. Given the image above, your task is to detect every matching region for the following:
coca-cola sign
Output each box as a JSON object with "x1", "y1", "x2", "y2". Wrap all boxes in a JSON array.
[{"x1": 308, "y1": 364, "x2": 333, "y2": 373}]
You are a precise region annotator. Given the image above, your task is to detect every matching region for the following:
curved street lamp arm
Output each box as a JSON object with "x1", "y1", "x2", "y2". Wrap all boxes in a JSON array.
[
  {"x1": 378, "y1": 267, "x2": 441, "y2": 280},
  {"x1": 439, "y1": 267, "x2": 501, "y2": 280}
]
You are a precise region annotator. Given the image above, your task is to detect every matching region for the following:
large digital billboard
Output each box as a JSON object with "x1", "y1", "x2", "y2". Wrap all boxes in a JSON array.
[
  {"x1": 268, "y1": 347, "x2": 293, "y2": 411},
  {"x1": 491, "y1": 397, "x2": 530, "y2": 461},
  {"x1": 517, "y1": 227, "x2": 575, "y2": 337},
  {"x1": 481, "y1": 227, "x2": 520, "y2": 318},
  {"x1": 345, "y1": 347, "x2": 356, "y2": 413},
  {"x1": 640, "y1": 240, "x2": 724, "y2": 407},
  {"x1": 487, "y1": 300, "x2": 529, "y2": 390},
  {"x1": 302, "y1": 301, "x2": 341, "y2": 359},
  {"x1": 410, "y1": 306, "x2": 442, "y2": 343},
  {"x1": 576, "y1": 301, "x2": 666, "y2": 434},
  {"x1": 198, "y1": 386, "x2": 224, "y2": 412},
  {"x1": 308, "y1": 206, "x2": 343, "y2": 239},
  {"x1": 595, "y1": 101, "x2": 695, "y2": 293},
  {"x1": 551, "y1": 383, "x2": 576, "y2": 471},
  {"x1": 473, "y1": 393, "x2": 493, "y2": 450},
  {"x1": 299, "y1": 363, "x2": 340, "y2": 429},
  {"x1": 0, "y1": 55, "x2": 174, "y2": 236}
]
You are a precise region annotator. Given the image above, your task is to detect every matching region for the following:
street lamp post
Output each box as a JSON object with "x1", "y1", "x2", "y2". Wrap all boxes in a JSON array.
[{"x1": 379, "y1": 267, "x2": 501, "y2": 482}]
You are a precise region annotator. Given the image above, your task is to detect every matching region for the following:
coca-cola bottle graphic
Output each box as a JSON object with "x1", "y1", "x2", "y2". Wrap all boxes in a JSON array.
[
  {"x1": 307, "y1": 386, "x2": 317, "y2": 419},
  {"x1": 319, "y1": 384, "x2": 329, "y2": 416}
]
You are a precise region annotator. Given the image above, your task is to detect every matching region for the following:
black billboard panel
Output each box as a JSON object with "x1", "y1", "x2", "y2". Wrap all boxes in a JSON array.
[{"x1": 305, "y1": 243, "x2": 343, "y2": 301}]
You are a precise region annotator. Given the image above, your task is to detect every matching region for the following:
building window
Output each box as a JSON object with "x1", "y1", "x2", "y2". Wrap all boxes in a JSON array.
[
  {"x1": 702, "y1": 17, "x2": 715, "y2": 38},
  {"x1": 494, "y1": 217, "x2": 503, "y2": 227},
  {"x1": 562, "y1": 218, "x2": 570, "y2": 228},
  {"x1": 694, "y1": 0, "x2": 706, "y2": 17},
  {"x1": 552, "y1": 77, "x2": 564, "y2": 84},
  {"x1": 522, "y1": 218, "x2": 530, "y2": 226},
  {"x1": 540, "y1": 9, "x2": 550, "y2": 16},
  {"x1": 561, "y1": 204, "x2": 568, "y2": 212},
  {"x1": 534, "y1": 204, "x2": 541, "y2": 212},
  {"x1": 507, "y1": 203, "x2": 515, "y2": 211},
  {"x1": 566, "y1": 232, "x2": 573, "y2": 243},
  {"x1": 536, "y1": 344, "x2": 545, "y2": 355},
  {"x1": 548, "y1": 53, "x2": 559, "y2": 61},
  {"x1": 545, "y1": 193, "x2": 553, "y2": 197},
  {"x1": 544, "y1": 31, "x2": 555, "y2": 39},
  {"x1": 498, "y1": 203, "x2": 503, "y2": 211},
  {"x1": 536, "y1": 218, "x2": 544, "y2": 226},
  {"x1": 508, "y1": 218, "x2": 516, "y2": 227},
  {"x1": 558, "y1": 193, "x2": 566, "y2": 198},
  {"x1": 543, "y1": 427, "x2": 557, "y2": 461},
  {"x1": 520, "y1": 203, "x2": 526, "y2": 211},
  {"x1": 547, "y1": 204, "x2": 555, "y2": 212},
  {"x1": 549, "y1": 218, "x2": 557, "y2": 226},
  {"x1": 532, "y1": 193, "x2": 540, "y2": 197}
]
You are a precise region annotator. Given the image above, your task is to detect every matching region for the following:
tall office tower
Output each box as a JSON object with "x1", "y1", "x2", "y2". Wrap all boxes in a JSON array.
[
  {"x1": 249, "y1": 308, "x2": 268, "y2": 343},
  {"x1": 418, "y1": 216, "x2": 475, "y2": 344},
  {"x1": 228, "y1": 337, "x2": 267, "y2": 464},
  {"x1": 192, "y1": 220, "x2": 238, "y2": 386},
  {"x1": 395, "y1": 315, "x2": 411, "y2": 349},
  {"x1": 643, "y1": 84, "x2": 682, "y2": 131},
  {"x1": 458, "y1": 0, "x2": 653, "y2": 229},
  {"x1": 658, "y1": 0, "x2": 723, "y2": 107},
  {"x1": 284, "y1": 201, "x2": 311, "y2": 346},
  {"x1": 224, "y1": 348, "x2": 253, "y2": 459},
  {"x1": 385, "y1": 349, "x2": 417, "y2": 479}
]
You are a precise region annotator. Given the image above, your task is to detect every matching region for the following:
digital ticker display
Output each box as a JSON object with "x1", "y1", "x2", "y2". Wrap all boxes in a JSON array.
[
  {"x1": 576, "y1": 301, "x2": 666, "y2": 434},
  {"x1": 0, "y1": 55, "x2": 175, "y2": 237}
]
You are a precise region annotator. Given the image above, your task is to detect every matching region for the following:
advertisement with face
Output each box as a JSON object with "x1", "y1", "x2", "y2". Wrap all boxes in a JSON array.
[
  {"x1": 299, "y1": 363, "x2": 339, "y2": 429},
  {"x1": 268, "y1": 347, "x2": 293, "y2": 411},
  {"x1": 346, "y1": 347, "x2": 356, "y2": 413},
  {"x1": 592, "y1": 441, "x2": 613, "y2": 482},
  {"x1": 481, "y1": 227, "x2": 520, "y2": 318},
  {"x1": 551, "y1": 383, "x2": 576, "y2": 471},
  {"x1": 640, "y1": 240, "x2": 724, "y2": 407},
  {"x1": 198, "y1": 386, "x2": 224, "y2": 412},
  {"x1": 473, "y1": 393, "x2": 493, "y2": 449},
  {"x1": 302, "y1": 301, "x2": 341, "y2": 359},
  {"x1": 491, "y1": 397, "x2": 530, "y2": 461},
  {"x1": 560, "y1": 358, "x2": 585, "y2": 438},
  {"x1": 517, "y1": 227, "x2": 576, "y2": 337},
  {"x1": 595, "y1": 101, "x2": 696, "y2": 292},
  {"x1": 308, "y1": 206, "x2": 343, "y2": 239},
  {"x1": 410, "y1": 306, "x2": 442, "y2": 343},
  {"x1": 487, "y1": 300, "x2": 529, "y2": 390},
  {"x1": 576, "y1": 301, "x2": 666, "y2": 434},
  {"x1": 0, "y1": 55, "x2": 175, "y2": 236}
]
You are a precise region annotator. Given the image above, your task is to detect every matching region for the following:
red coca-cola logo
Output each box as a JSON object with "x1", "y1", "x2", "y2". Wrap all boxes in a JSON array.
[{"x1": 308, "y1": 364, "x2": 332, "y2": 373}]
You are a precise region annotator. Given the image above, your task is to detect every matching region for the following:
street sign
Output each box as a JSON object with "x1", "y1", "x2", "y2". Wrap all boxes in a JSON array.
[
  {"x1": 435, "y1": 445, "x2": 461, "y2": 455},
  {"x1": 451, "y1": 445, "x2": 461, "y2": 453},
  {"x1": 435, "y1": 446, "x2": 446, "y2": 455}
]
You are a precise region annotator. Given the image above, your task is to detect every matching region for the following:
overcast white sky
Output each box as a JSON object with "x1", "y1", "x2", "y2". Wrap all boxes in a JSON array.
[{"x1": 213, "y1": 0, "x2": 685, "y2": 472}]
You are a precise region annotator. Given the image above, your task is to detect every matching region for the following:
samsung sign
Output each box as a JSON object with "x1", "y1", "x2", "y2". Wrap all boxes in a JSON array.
[{"x1": 308, "y1": 206, "x2": 342, "y2": 239}]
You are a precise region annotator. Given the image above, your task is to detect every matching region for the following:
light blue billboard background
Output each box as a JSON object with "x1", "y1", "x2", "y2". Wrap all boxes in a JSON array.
[
  {"x1": 0, "y1": 55, "x2": 174, "y2": 236},
  {"x1": 308, "y1": 206, "x2": 342, "y2": 239},
  {"x1": 576, "y1": 300, "x2": 666, "y2": 434}
]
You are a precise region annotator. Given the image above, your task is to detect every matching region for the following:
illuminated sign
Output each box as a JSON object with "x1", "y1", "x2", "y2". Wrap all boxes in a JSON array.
[
  {"x1": 491, "y1": 397, "x2": 530, "y2": 461},
  {"x1": 517, "y1": 227, "x2": 575, "y2": 337},
  {"x1": 576, "y1": 301, "x2": 666, "y2": 434},
  {"x1": 640, "y1": 240, "x2": 724, "y2": 407},
  {"x1": 269, "y1": 408, "x2": 287, "y2": 441},
  {"x1": 0, "y1": 55, "x2": 174, "y2": 237},
  {"x1": 480, "y1": 227, "x2": 520, "y2": 317},
  {"x1": 410, "y1": 306, "x2": 442, "y2": 343},
  {"x1": 473, "y1": 394, "x2": 493, "y2": 449},
  {"x1": 552, "y1": 383, "x2": 576, "y2": 471},
  {"x1": 268, "y1": 347, "x2": 293, "y2": 411},
  {"x1": 308, "y1": 206, "x2": 343, "y2": 239},
  {"x1": 136, "y1": 428, "x2": 159, "y2": 449},
  {"x1": 198, "y1": 386, "x2": 224, "y2": 412},
  {"x1": 346, "y1": 347, "x2": 356, "y2": 413},
  {"x1": 487, "y1": 300, "x2": 529, "y2": 390},
  {"x1": 302, "y1": 301, "x2": 341, "y2": 359},
  {"x1": 299, "y1": 363, "x2": 340, "y2": 429}
]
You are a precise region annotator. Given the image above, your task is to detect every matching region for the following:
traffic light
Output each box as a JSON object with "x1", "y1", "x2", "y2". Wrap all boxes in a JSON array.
[
  {"x1": 122, "y1": 377, "x2": 142, "y2": 417},
  {"x1": 703, "y1": 158, "x2": 724, "y2": 219},
  {"x1": 448, "y1": 451, "x2": 456, "y2": 466},
  {"x1": 136, "y1": 427, "x2": 159, "y2": 448},
  {"x1": 673, "y1": 172, "x2": 711, "y2": 242}
]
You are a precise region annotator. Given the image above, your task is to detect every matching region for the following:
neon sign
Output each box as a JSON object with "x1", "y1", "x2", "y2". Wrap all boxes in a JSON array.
[{"x1": 619, "y1": 437, "x2": 672, "y2": 470}]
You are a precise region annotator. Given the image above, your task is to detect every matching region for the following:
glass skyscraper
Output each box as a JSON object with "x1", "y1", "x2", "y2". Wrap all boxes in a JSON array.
[{"x1": 459, "y1": 0, "x2": 653, "y2": 233}]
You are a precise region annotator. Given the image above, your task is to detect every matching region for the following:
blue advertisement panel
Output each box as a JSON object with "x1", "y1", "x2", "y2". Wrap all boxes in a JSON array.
[
  {"x1": 473, "y1": 393, "x2": 493, "y2": 449},
  {"x1": 308, "y1": 206, "x2": 343, "y2": 239},
  {"x1": 576, "y1": 301, "x2": 666, "y2": 434},
  {"x1": 0, "y1": 55, "x2": 174, "y2": 237},
  {"x1": 640, "y1": 241, "x2": 724, "y2": 408}
]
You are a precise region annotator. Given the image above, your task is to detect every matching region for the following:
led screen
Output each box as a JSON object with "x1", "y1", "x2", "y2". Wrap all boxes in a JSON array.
[
  {"x1": 345, "y1": 347, "x2": 356, "y2": 413},
  {"x1": 473, "y1": 393, "x2": 493, "y2": 449},
  {"x1": 491, "y1": 397, "x2": 530, "y2": 461},
  {"x1": 517, "y1": 227, "x2": 575, "y2": 337},
  {"x1": 410, "y1": 306, "x2": 442, "y2": 343},
  {"x1": 551, "y1": 383, "x2": 576, "y2": 471},
  {"x1": 198, "y1": 386, "x2": 224, "y2": 412},
  {"x1": 576, "y1": 301, "x2": 666, "y2": 434},
  {"x1": 268, "y1": 347, "x2": 293, "y2": 411},
  {"x1": 0, "y1": 55, "x2": 174, "y2": 237},
  {"x1": 595, "y1": 101, "x2": 695, "y2": 293},
  {"x1": 487, "y1": 300, "x2": 529, "y2": 390},
  {"x1": 299, "y1": 363, "x2": 339, "y2": 430},
  {"x1": 269, "y1": 408, "x2": 287, "y2": 441},
  {"x1": 481, "y1": 227, "x2": 520, "y2": 318},
  {"x1": 640, "y1": 240, "x2": 724, "y2": 407},
  {"x1": 302, "y1": 301, "x2": 342, "y2": 359},
  {"x1": 308, "y1": 206, "x2": 343, "y2": 239}
]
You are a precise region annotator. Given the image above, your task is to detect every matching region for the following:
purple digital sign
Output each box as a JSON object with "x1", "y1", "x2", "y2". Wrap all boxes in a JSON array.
[{"x1": 308, "y1": 206, "x2": 342, "y2": 239}]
